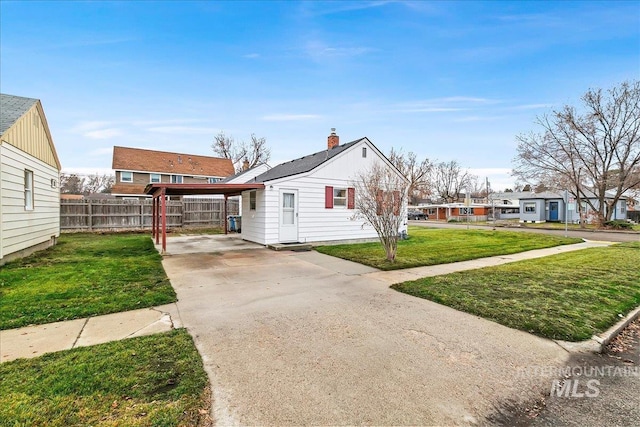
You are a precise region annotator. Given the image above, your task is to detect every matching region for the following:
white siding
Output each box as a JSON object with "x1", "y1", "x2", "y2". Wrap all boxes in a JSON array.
[
  {"x1": 240, "y1": 189, "x2": 270, "y2": 245},
  {"x1": 248, "y1": 139, "x2": 407, "y2": 244},
  {"x1": 1, "y1": 143, "x2": 60, "y2": 260}
]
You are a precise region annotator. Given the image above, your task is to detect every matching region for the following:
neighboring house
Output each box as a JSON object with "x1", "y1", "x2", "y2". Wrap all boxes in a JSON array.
[
  {"x1": 111, "y1": 146, "x2": 234, "y2": 198},
  {"x1": 412, "y1": 203, "x2": 491, "y2": 222},
  {"x1": 0, "y1": 93, "x2": 61, "y2": 265},
  {"x1": 519, "y1": 191, "x2": 627, "y2": 223},
  {"x1": 239, "y1": 131, "x2": 408, "y2": 245}
]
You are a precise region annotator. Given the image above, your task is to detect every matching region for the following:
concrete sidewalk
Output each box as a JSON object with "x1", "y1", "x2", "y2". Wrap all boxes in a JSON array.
[
  {"x1": 0, "y1": 239, "x2": 611, "y2": 364},
  {"x1": 364, "y1": 239, "x2": 612, "y2": 284},
  {"x1": 0, "y1": 303, "x2": 181, "y2": 363}
]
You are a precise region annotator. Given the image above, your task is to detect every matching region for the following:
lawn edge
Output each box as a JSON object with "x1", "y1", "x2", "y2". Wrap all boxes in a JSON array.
[{"x1": 555, "y1": 305, "x2": 640, "y2": 353}]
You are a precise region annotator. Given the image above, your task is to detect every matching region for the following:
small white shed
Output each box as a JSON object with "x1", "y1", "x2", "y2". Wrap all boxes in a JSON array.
[
  {"x1": 0, "y1": 94, "x2": 61, "y2": 265},
  {"x1": 240, "y1": 131, "x2": 407, "y2": 245}
]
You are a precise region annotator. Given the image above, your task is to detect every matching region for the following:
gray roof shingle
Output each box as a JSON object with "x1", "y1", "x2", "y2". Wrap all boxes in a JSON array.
[
  {"x1": 252, "y1": 138, "x2": 364, "y2": 182},
  {"x1": 0, "y1": 94, "x2": 39, "y2": 135}
]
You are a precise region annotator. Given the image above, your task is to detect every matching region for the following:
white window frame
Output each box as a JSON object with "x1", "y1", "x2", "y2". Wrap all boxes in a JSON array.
[
  {"x1": 171, "y1": 175, "x2": 183, "y2": 184},
  {"x1": 620, "y1": 200, "x2": 626, "y2": 213},
  {"x1": 25, "y1": 170, "x2": 34, "y2": 210},
  {"x1": 249, "y1": 190, "x2": 256, "y2": 210},
  {"x1": 524, "y1": 202, "x2": 536, "y2": 213},
  {"x1": 120, "y1": 171, "x2": 133, "y2": 183},
  {"x1": 208, "y1": 177, "x2": 220, "y2": 184},
  {"x1": 150, "y1": 173, "x2": 161, "y2": 183},
  {"x1": 460, "y1": 207, "x2": 474, "y2": 215},
  {"x1": 333, "y1": 188, "x2": 347, "y2": 207}
]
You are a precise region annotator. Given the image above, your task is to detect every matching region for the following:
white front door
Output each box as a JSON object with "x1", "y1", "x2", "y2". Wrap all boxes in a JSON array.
[{"x1": 279, "y1": 189, "x2": 298, "y2": 242}]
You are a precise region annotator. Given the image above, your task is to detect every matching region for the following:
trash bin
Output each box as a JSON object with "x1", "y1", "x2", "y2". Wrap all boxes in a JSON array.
[{"x1": 227, "y1": 215, "x2": 242, "y2": 232}]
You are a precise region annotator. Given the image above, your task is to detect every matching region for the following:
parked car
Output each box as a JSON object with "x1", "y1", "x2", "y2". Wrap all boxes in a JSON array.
[{"x1": 408, "y1": 210, "x2": 428, "y2": 220}]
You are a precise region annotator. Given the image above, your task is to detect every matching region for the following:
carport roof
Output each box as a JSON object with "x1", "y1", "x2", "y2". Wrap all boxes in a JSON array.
[{"x1": 144, "y1": 183, "x2": 265, "y2": 197}]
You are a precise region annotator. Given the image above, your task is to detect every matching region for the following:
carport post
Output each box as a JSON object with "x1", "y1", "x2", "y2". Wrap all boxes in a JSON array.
[
  {"x1": 224, "y1": 194, "x2": 228, "y2": 235},
  {"x1": 152, "y1": 195, "x2": 156, "y2": 240},
  {"x1": 161, "y1": 188, "x2": 167, "y2": 253}
]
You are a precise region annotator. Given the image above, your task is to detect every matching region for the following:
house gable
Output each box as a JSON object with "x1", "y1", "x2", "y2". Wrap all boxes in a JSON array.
[{"x1": 0, "y1": 94, "x2": 61, "y2": 170}]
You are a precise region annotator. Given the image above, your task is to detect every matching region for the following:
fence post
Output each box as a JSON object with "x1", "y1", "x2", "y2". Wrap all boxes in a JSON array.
[{"x1": 88, "y1": 200, "x2": 93, "y2": 231}]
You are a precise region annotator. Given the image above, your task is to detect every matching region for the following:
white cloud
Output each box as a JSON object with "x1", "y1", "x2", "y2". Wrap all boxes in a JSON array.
[
  {"x1": 71, "y1": 121, "x2": 112, "y2": 133},
  {"x1": 243, "y1": 53, "x2": 261, "y2": 59},
  {"x1": 304, "y1": 41, "x2": 374, "y2": 60},
  {"x1": 147, "y1": 126, "x2": 219, "y2": 135},
  {"x1": 261, "y1": 114, "x2": 322, "y2": 121},
  {"x1": 84, "y1": 128, "x2": 122, "y2": 139},
  {"x1": 452, "y1": 115, "x2": 505, "y2": 122},
  {"x1": 70, "y1": 121, "x2": 122, "y2": 139},
  {"x1": 510, "y1": 103, "x2": 553, "y2": 110}
]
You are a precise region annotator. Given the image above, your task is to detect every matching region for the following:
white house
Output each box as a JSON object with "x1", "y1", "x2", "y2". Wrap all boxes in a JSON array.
[
  {"x1": 239, "y1": 130, "x2": 407, "y2": 245},
  {"x1": 519, "y1": 191, "x2": 627, "y2": 223},
  {"x1": 0, "y1": 94, "x2": 62, "y2": 265}
]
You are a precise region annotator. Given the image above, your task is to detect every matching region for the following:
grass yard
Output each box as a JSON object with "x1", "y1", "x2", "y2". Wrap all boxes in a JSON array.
[
  {"x1": 0, "y1": 233, "x2": 175, "y2": 330},
  {"x1": 0, "y1": 329, "x2": 210, "y2": 426},
  {"x1": 392, "y1": 242, "x2": 640, "y2": 341},
  {"x1": 315, "y1": 227, "x2": 581, "y2": 270}
]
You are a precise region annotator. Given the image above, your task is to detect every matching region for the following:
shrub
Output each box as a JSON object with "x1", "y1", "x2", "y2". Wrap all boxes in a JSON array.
[{"x1": 604, "y1": 220, "x2": 633, "y2": 230}]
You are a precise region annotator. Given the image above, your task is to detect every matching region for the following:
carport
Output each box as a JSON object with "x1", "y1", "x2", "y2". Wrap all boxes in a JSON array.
[{"x1": 145, "y1": 183, "x2": 265, "y2": 253}]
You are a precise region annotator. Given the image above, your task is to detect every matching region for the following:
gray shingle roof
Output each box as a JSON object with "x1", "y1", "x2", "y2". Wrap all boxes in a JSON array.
[
  {"x1": 1, "y1": 93, "x2": 39, "y2": 135},
  {"x1": 252, "y1": 138, "x2": 364, "y2": 182}
]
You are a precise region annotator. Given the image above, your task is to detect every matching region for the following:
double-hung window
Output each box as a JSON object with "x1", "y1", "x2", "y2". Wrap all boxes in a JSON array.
[
  {"x1": 150, "y1": 173, "x2": 161, "y2": 183},
  {"x1": 524, "y1": 202, "x2": 536, "y2": 213},
  {"x1": 24, "y1": 170, "x2": 34, "y2": 210},
  {"x1": 121, "y1": 171, "x2": 133, "y2": 183},
  {"x1": 171, "y1": 175, "x2": 183, "y2": 184}
]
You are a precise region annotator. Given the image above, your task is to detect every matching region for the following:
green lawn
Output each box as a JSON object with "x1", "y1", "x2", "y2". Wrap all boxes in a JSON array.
[
  {"x1": 0, "y1": 329, "x2": 209, "y2": 426},
  {"x1": 315, "y1": 227, "x2": 581, "y2": 270},
  {"x1": 0, "y1": 233, "x2": 176, "y2": 330},
  {"x1": 392, "y1": 242, "x2": 640, "y2": 341}
]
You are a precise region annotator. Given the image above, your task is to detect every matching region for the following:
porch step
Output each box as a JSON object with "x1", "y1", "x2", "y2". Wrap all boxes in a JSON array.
[{"x1": 267, "y1": 242, "x2": 313, "y2": 252}]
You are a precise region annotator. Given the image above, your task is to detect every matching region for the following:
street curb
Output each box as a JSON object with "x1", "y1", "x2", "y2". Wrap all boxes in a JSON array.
[
  {"x1": 554, "y1": 306, "x2": 640, "y2": 354},
  {"x1": 593, "y1": 305, "x2": 640, "y2": 349}
]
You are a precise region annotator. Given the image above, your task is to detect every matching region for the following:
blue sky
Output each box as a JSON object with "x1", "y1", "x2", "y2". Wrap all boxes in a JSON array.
[{"x1": 1, "y1": 0, "x2": 639, "y2": 190}]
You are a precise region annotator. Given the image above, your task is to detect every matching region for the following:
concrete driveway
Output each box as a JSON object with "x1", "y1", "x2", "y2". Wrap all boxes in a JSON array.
[{"x1": 162, "y1": 243, "x2": 570, "y2": 426}]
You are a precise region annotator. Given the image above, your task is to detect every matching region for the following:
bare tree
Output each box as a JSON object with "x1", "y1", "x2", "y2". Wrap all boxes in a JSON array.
[
  {"x1": 388, "y1": 148, "x2": 432, "y2": 204},
  {"x1": 212, "y1": 131, "x2": 271, "y2": 172},
  {"x1": 60, "y1": 173, "x2": 85, "y2": 194},
  {"x1": 352, "y1": 162, "x2": 408, "y2": 262},
  {"x1": 431, "y1": 160, "x2": 475, "y2": 202},
  {"x1": 60, "y1": 173, "x2": 114, "y2": 194},
  {"x1": 84, "y1": 174, "x2": 115, "y2": 194},
  {"x1": 513, "y1": 80, "x2": 640, "y2": 224}
]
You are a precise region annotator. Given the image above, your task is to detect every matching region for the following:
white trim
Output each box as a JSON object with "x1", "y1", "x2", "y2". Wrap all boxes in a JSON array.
[{"x1": 120, "y1": 171, "x2": 133, "y2": 183}]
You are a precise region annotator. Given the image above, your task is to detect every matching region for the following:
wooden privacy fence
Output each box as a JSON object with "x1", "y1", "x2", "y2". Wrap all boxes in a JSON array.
[{"x1": 61, "y1": 198, "x2": 239, "y2": 231}]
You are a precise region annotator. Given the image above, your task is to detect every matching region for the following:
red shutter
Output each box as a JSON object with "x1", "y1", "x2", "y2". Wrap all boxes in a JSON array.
[
  {"x1": 376, "y1": 189, "x2": 384, "y2": 215},
  {"x1": 325, "y1": 186, "x2": 334, "y2": 209},
  {"x1": 392, "y1": 191, "x2": 401, "y2": 216},
  {"x1": 347, "y1": 187, "x2": 355, "y2": 209}
]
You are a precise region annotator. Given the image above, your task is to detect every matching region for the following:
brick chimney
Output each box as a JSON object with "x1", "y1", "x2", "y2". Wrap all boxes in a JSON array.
[{"x1": 328, "y1": 128, "x2": 339, "y2": 149}]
